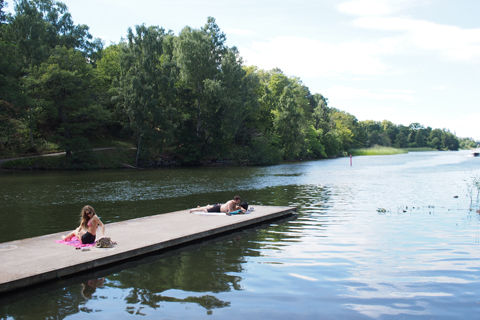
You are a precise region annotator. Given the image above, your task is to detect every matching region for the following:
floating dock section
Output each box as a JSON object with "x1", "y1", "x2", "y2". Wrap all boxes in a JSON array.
[{"x1": 0, "y1": 205, "x2": 296, "y2": 294}]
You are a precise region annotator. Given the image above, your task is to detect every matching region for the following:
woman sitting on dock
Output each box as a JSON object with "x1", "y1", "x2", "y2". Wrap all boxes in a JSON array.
[{"x1": 62, "y1": 205, "x2": 105, "y2": 244}]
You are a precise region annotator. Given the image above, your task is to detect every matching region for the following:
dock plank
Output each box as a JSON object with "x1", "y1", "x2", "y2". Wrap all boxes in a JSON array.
[{"x1": 0, "y1": 205, "x2": 296, "y2": 293}]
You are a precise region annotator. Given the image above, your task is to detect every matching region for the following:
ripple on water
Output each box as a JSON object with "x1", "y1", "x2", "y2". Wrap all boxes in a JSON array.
[{"x1": 1, "y1": 151, "x2": 480, "y2": 319}]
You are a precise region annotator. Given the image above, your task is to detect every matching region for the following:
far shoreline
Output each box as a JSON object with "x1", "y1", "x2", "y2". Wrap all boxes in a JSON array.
[{"x1": 0, "y1": 146, "x2": 462, "y2": 172}]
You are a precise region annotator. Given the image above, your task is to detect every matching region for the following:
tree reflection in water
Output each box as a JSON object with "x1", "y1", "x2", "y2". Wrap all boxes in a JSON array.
[{"x1": 0, "y1": 184, "x2": 329, "y2": 318}]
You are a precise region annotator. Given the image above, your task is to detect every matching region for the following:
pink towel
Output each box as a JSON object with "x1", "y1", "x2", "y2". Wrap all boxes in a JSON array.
[{"x1": 55, "y1": 236, "x2": 96, "y2": 248}]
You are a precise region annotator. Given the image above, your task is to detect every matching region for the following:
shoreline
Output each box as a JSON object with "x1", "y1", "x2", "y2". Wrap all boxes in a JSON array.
[{"x1": 0, "y1": 147, "x2": 462, "y2": 171}]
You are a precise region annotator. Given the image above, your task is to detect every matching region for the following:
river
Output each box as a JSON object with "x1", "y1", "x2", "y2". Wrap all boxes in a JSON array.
[{"x1": 1, "y1": 150, "x2": 479, "y2": 319}]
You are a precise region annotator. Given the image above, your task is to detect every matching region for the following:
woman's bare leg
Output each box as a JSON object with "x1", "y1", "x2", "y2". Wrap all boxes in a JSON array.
[{"x1": 62, "y1": 227, "x2": 82, "y2": 241}]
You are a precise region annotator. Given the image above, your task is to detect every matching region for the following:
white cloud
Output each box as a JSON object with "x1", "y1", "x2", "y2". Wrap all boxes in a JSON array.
[
  {"x1": 432, "y1": 112, "x2": 480, "y2": 139},
  {"x1": 337, "y1": 0, "x2": 428, "y2": 16},
  {"x1": 324, "y1": 85, "x2": 416, "y2": 102},
  {"x1": 428, "y1": 85, "x2": 446, "y2": 90},
  {"x1": 382, "y1": 89, "x2": 415, "y2": 94},
  {"x1": 239, "y1": 36, "x2": 398, "y2": 78},
  {"x1": 353, "y1": 17, "x2": 480, "y2": 61},
  {"x1": 223, "y1": 28, "x2": 253, "y2": 36}
]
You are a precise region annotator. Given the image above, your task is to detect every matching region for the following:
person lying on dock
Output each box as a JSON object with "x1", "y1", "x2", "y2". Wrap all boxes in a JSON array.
[
  {"x1": 62, "y1": 205, "x2": 105, "y2": 244},
  {"x1": 226, "y1": 202, "x2": 249, "y2": 215},
  {"x1": 190, "y1": 195, "x2": 247, "y2": 214}
]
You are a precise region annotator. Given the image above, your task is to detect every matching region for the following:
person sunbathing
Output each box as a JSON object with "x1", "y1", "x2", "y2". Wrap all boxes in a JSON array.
[
  {"x1": 190, "y1": 195, "x2": 248, "y2": 214},
  {"x1": 62, "y1": 205, "x2": 105, "y2": 244}
]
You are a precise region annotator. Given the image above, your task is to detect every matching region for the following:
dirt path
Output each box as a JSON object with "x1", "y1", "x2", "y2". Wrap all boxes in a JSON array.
[{"x1": 0, "y1": 148, "x2": 119, "y2": 165}]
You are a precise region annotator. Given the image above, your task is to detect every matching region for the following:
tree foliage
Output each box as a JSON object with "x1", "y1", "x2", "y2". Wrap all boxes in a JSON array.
[
  {"x1": 115, "y1": 24, "x2": 175, "y2": 165},
  {"x1": 24, "y1": 46, "x2": 109, "y2": 159},
  {"x1": 0, "y1": 2, "x2": 468, "y2": 166}
]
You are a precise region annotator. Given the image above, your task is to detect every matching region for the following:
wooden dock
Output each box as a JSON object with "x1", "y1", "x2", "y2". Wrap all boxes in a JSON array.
[{"x1": 0, "y1": 206, "x2": 296, "y2": 294}]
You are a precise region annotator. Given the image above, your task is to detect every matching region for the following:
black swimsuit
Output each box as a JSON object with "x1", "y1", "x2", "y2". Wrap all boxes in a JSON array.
[
  {"x1": 207, "y1": 204, "x2": 221, "y2": 212},
  {"x1": 81, "y1": 232, "x2": 96, "y2": 244}
]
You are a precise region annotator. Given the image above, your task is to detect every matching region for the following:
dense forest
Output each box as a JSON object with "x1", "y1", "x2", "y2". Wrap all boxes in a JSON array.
[{"x1": 0, "y1": 0, "x2": 478, "y2": 167}]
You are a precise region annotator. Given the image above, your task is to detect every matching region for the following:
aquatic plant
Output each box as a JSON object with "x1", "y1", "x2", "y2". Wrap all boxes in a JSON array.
[{"x1": 464, "y1": 174, "x2": 480, "y2": 208}]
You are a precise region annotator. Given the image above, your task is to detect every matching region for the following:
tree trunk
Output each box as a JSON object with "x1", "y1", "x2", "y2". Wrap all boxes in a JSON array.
[
  {"x1": 58, "y1": 104, "x2": 72, "y2": 158},
  {"x1": 29, "y1": 129, "x2": 34, "y2": 149},
  {"x1": 28, "y1": 108, "x2": 34, "y2": 149},
  {"x1": 196, "y1": 99, "x2": 202, "y2": 138},
  {"x1": 135, "y1": 135, "x2": 142, "y2": 167}
]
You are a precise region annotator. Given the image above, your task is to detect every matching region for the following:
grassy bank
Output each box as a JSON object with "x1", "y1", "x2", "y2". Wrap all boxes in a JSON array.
[
  {"x1": 349, "y1": 146, "x2": 436, "y2": 156},
  {"x1": 1, "y1": 148, "x2": 136, "y2": 170},
  {"x1": 1, "y1": 144, "x2": 440, "y2": 170},
  {"x1": 402, "y1": 147, "x2": 437, "y2": 152}
]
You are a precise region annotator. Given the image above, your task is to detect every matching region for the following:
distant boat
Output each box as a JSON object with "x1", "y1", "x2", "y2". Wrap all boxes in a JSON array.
[{"x1": 472, "y1": 149, "x2": 479, "y2": 157}]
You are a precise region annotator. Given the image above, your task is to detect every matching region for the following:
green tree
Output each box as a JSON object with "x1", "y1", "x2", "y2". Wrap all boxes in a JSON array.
[
  {"x1": 331, "y1": 109, "x2": 360, "y2": 151},
  {"x1": 394, "y1": 132, "x2": 408, "y2": 148},
  {"x1": 116, "y1": 24, "x2": 176, "y2": 166},
  {"x1": 0, "y1": 19, "x2": 26, "y2": 151},
  {"x1": 441, "y1": 130, "x2": 459, "y2": 150},
  {"x1": 24, "y1": 46, "x2": 108, "y2": 159},
  {"x1": 0, "y1": 0, "x2": 8, "y2": 24},
  {"x1": 428, "y1": 129, "x2": 443, "y2": 149},
  {"x1": 322, "y1": 130, "x2": 342, "y2": 156},
  {"x1": 381, "y1": 120, "x2": 398, "y2": 145},
  {"x1": 305, "y1": 125, "x2": 326, "y2": 158},
  {"x1": 173, "y1": 17, "x2": 255, "y2": 163},
  {"x1": 459, "y1": 137, "x2": 478, "y2": 149},
  {"x1": 368, "y1": 130, "x2": 381, "y2": 147},
  {"x1": 274, "y1": 86, "x2": 306, "y2": 160},
  {"x1": 414, "y1": 130, "x2": 426, "y2": 147},
  {"x1": 8, "y1": 0, "x2": 102, "y2": 67},
  {"x1": 4, "y1": 0, "x2": 103, "y2": 150},
  {"x1": 311, "y1": 93, "x2": 341, "y2": 155},
  {"x1": 96, "y1": 43, "x2": 127, "y2": 135},
  {"x1": 174, "y1": 21, "x2": 220, "y2": 138}
]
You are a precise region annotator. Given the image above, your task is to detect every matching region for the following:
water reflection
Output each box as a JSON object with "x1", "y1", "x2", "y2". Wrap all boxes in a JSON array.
[
  {"x1": 81, "y1": 278, "x2": 105, "y2": 300},
  {"x1": 1, "y1": 151, "x2": 480, "y2": 319}
]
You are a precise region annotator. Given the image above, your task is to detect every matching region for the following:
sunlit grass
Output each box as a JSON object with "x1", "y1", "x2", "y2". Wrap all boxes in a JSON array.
[
  {"x1": 349, "y1": 146, "x2": 408, "y2": 156},
  {"x1": 402, "y1": 147, "x2": 436, "y2": 152},
  {"x1": 349, "y1": 146, "x2": 438, "y2": 156}
]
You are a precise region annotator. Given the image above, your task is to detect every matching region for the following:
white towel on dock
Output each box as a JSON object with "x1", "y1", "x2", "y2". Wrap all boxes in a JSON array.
[{"x1": 190, "y1": 211, "x2": 226, "y2": 216}]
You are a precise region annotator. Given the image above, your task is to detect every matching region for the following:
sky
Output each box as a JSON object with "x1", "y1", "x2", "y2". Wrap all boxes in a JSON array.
[{"x1": 6, "y1": 0, "x2": 480, "y2": 140}]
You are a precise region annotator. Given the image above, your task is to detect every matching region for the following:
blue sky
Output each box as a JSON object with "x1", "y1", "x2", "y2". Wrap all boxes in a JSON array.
[{"x1": 7, "y1": 0, "x2": 480, "y2": 140}]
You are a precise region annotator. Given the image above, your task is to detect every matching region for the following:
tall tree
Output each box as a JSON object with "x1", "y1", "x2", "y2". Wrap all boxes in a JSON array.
[
  {"x1": 8, "y1": 0, "x2": 102, "y2": 65},
  {"x1": 24, "y1": 46, "x2": 107, "y2": 158},
  {"x1": 0, "y1": 0, "x2": 8, "y2": 24},
  {"x1": 174, "y1": 24, "x2": 217, "y2": 139},
  {"x1": 4, "y1": 0, "x2": 103, "y2": 149},
  {"x1": 116, "y1": 24, "x2": 176, "y2": 166},
  {"x1": 173, "y1": 17, "x2": 252, "y2": 163},
  {"x1": 274, "y1": 86, "x2": 305, "y2": 160}
]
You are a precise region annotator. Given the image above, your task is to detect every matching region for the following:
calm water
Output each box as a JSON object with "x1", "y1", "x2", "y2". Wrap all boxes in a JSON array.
[{"x1": 1, "y1": 150, "x2": 480, "y2": 319}]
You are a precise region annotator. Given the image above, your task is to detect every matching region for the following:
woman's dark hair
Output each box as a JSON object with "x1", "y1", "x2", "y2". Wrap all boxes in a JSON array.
[{"x1": 239, "y1": 202, "x2": 248, "y2": 210}]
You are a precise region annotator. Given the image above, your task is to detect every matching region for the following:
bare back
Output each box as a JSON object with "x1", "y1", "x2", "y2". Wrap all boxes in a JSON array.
[{"x1": 220, "y1": 200, "x2": 237, "y2": 212}]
